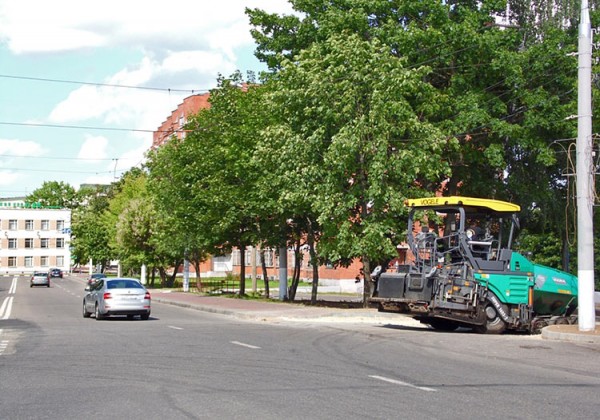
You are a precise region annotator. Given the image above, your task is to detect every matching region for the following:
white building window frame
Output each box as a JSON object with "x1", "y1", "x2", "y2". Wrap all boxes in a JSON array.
[
  {"x1": 40, "y1": 256, "x2": 49, "y2": 267},
  {"x1": 24, "y1": 256, "x2": 33, "y2": 268}
]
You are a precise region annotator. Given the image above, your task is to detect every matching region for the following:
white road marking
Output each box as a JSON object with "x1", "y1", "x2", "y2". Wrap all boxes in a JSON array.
[
  {"x1": 0, "y1": 297, "x2": 13, "y2": 320},
  {"x1": 231, "y1": 341, "x2": 261, "y2": 349},
  {"x1": 369, "y1": 375, "x2": 437, "y2": 392},
  {"x1": 168, "y1": 326, "x2": 183, "y2": 330},
  {"x1": 9, "y1": 277, "x2": 17, "y2": 294}
]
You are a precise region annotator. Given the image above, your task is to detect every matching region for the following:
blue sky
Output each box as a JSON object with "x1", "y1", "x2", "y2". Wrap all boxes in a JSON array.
[{"x1": 0, "y1": 0, "x2": 293, "y2": 198}]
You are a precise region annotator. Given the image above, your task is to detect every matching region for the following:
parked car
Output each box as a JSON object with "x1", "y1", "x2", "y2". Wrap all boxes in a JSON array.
[
  {"x1": 87, "y1": 273, "x2": 107, "y2": 286},
  {"x1": 30, "y1": 272, "x2": 50, "y2": 288},
  {"x1": 83, "y1": 278, "x2": 151, "y2": 320},
  {"x1": 49, "y1": 268, "x2": 63, "y2": 278}
]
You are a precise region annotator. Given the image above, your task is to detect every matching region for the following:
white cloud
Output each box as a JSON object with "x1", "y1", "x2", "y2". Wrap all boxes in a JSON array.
[
  {"x1": 0, "y1": 139, "x2": 44, "y2": 156},
  {"x1": 0, "y1": 0, "x2": 295, "y2": 195},
  {"x1": 0, "y1": 170, "x2": 20, "y2": 186},
  {"x1": 77, "y1": 135, "x2": 108, "y2": 160},
  {"x1": 0, "y1": 1, "x2": 294, "y2": 55}
]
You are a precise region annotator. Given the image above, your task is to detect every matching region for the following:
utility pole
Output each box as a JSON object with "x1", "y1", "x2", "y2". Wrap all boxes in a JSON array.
[{"x1": 577, "y1": 0, "x2": 596, "y2": 331}]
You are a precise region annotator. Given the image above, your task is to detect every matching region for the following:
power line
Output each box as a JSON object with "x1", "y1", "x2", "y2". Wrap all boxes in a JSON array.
[
  {"x1": 0, "y1": 73, "x2": 209, "y2": 94},
  {"x1": 0, "y1": 166, "x2": 116, "y2": 175},
  {"x1": 0, "y1": 153, "x2": 134, "y2": 161},
  {"x1": 0, "y1": 120, "x2": 185, "y2": 133}
]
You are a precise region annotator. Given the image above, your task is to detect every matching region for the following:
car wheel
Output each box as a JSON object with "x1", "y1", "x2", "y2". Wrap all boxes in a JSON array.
[
  {"x1": 140, "y1": 313, "x2": 150, "y2": 320},
  {"x1": 30, "y1": 283, "x2": 33, "y2": 288},
  {"x1": 83, "y1": 301, "x2": 91, "y2": 318},
  {"x1": 95, "y1": 303, "x2": 104, "y2": 320}
]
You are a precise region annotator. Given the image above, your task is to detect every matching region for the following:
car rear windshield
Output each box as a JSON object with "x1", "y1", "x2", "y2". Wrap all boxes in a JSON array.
[{"x1": 107, "y1": 280, "x2": 143, "y2": 289}]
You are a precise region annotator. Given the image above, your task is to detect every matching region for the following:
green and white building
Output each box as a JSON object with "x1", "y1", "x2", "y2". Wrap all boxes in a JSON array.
[{"x1": 0, "y1": 198, "x2": 71, "y2": 275}]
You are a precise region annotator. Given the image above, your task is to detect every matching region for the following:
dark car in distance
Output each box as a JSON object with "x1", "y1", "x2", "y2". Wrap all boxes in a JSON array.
[
  {"x1": 87, "y1": 273, "x2": 107, "y2": 286},
  {"x1": 49, "y1": 268, "x2": 63, "y2": 278}
]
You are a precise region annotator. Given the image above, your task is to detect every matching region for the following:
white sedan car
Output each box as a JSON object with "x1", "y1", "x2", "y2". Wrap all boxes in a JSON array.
[{"x1": 83, "y1": 278, "x2": 151, "y2": 320}]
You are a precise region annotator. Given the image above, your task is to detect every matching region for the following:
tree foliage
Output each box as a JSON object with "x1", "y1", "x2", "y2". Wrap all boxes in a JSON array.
[
  {"x1": 260, "y1": 33, "x2": 448, "y2": 301},
  {"x1": 246, "y1": 0, "x2": 592, "y2": 280},
  {"x1": 26, "y1": 181, "x2": 79, "y2": 208}
]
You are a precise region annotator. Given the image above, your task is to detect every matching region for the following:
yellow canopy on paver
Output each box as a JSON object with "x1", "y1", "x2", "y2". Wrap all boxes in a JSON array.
[{"x1": 405, "y1": 196, "x2": 520, "y2": 213}]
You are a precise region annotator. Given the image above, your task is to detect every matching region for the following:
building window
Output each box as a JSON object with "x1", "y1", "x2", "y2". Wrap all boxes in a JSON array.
[
  {"x1": 8, "y1": 219, "x2": 17, "y2": 230},
  {"x1": 8, "y1": 257, "x2": 16, "y2": 267},
  {"x1": 24, "y1": 256, "x2": 33, "y2": 267},
  {"x1": 41, "y1": 220, "x2": 49, "y2": 230},
  {"x1": 244, "y1": 248, "x2": 253, "y2": 266},
  {"x1": 261, "y1": 249, "x2": 274, "y2": 267},
  {"x1": 56, "y1": 256, "x2": 64, "y2": 267},
  {"x1": 41, "y1": 238, "x2": 49, "y2": 248},
  {"x1": 40, "y1": 256, "x2": 49, "y2": 267},
  {"x1": 25, "y1": 238, "x2": 34, "y2": 248},
  {"x1": 56, "y1": 238, "x2": 64, "y2": 248},
  {"x1": 8, "y1": 239, "x2": 17, "y2": 249},
  {"x1": 56, "y1": 220, "x2": 65, "y2": 231},
  {"x1": 232, "y1": 250, "x2": 240, "y2": 266},
  {"x1": 25, "y1": 220, "x2": 34, "y2": 230}
]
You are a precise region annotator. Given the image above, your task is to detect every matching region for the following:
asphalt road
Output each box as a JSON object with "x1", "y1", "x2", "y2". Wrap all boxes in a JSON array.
[{"x1": 1, "y1": 274, "x2": 599, "y2": 420}]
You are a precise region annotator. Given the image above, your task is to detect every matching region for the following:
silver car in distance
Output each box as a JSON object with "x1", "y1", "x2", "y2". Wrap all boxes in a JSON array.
[
  {"x1": 83, "y1": 278, "x2": 151, "y2": 320},
  {"x1": 30, "y1": 272, "x2": 50, "y2": 287}
]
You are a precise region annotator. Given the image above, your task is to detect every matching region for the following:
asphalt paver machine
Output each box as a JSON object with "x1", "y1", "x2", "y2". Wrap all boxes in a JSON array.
[{"x1": 369, "y1": 196, "x2": 578, "y2": 333}]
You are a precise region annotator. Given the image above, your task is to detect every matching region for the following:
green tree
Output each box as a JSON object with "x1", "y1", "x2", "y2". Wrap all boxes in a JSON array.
[
  {"x1": 261, "y1": 34, "x2": 448, "y2": 304},
  {"x1": 26, "y1": 181, "x2": 79, "y2": 208},
  {"x1": 248, "y1": 0, "x2": 585, "y2": 274},
  {"x1": 70, "y1": 186, "x2": 113, "y2": 270},
  {"x1": 184, "y1": 73, "x2": 268, "y2": 296}
]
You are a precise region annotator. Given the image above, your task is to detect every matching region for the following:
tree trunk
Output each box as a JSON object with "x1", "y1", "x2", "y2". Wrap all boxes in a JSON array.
[
  {"x1": 309, "y1": 236, "x2": 319, "y2": 305},
  {"x1": 149, "y1": 267, "x2": 155, "y2": 287},
  {"x1": 288, "y1": 238, "x2": 301, "y2": 301},
  {"x1": 158, "y1": 267, "x2": 167, "y2": 287},
  {"x1": 260, "y1": 249, "x2": 270, "y2": 298},
  {"x1": 561, "y1": 231, "x2": 570, "y2": 272},
  {"x1": 362, "y1": 256, "x2": 372, "y2": 308},
  {"x1": 239, "y1": 245, "x2": 246, "y2": 296},
  {"x1": 192, "y1": 259, "x2": 201, "y2": 291}
]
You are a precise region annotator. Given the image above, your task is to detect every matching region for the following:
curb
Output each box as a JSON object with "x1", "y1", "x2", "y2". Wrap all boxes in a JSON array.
[
  {"x1": 153, "y1": 296, "x2": 422, "y2": 326},
  {"x1": 541, "y1": 324, "x2": 600, "y2": 344}
]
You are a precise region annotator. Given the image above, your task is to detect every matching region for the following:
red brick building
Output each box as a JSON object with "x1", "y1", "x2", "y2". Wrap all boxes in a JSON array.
[{"x1": 152, "y1": 93, "x2": 211, "y2": 148}]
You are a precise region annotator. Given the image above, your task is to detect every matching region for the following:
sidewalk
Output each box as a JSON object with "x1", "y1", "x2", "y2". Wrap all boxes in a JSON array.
[
  {"x1": 151, "y1": 290, "x2": 422, "y2": 326},
  {"x1": 150, "y1": 290, "x2": 600, "y2": 343}
]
